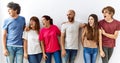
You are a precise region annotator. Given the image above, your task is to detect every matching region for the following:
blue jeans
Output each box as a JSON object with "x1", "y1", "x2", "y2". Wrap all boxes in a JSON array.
[
  {"x1": 62, "y1": 49, "x2": 78, "y2": 63},
  {"x1": 28, "y1": 53, "x2": 42, "y2": 63},
  {"x1": 6, "y1": 46, "x2": 23, "y2": 63},
  {"x1": 46, "y1": 50, "x2": 62, "y2": 63},
  {"x1": 83, "y1": 47, "x2": 98, "y2": 63}
]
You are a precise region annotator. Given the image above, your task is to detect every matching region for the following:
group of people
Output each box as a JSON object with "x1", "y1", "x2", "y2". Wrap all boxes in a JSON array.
[{"x1": 2, "y1": 2, "x2": 120, "y2": 63}]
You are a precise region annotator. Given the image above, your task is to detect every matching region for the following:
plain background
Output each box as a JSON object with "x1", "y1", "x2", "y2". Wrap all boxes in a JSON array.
[{"x1": 0, "y1": 0, "x2": 120, "y2": 63}]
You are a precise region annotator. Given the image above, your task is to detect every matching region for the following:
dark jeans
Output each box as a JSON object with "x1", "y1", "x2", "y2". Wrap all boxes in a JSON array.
[
  {"x1": 46, "y1": 50, "x2": 62, "y2": 63},
  {"x1": 102, "y1": 47, "x2": 114, "y2": 63},
  {"x1": 83, "y1": 47, "x2": 98, "y2": 63},
  {"x1": 62, "y1": 49, "x2": 78, "y2": 63},
  {"x1": 28, "y1": 53, "x2": 42, "y2": 63}
]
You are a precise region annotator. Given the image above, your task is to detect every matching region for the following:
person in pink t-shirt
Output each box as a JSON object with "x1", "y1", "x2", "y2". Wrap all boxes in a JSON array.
[
  {"x1": 39, "y1": 15, "x2": 62, "y2": 63},
  {"x1": 99, "y1": 6, "x2": 120, "y2": 63}
]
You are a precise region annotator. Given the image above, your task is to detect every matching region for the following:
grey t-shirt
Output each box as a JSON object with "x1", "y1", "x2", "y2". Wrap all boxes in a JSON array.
[{"x1": 61, "y1": 21, "x2": 80, "y2": 49}]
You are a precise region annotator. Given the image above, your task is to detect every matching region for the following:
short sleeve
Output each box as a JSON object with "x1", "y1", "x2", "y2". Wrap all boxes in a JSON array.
[
  {"x1": 116, "y1": 21, "x2": 120, "y2": 30},
  {"x1": 39, "y1": 29, "x2": 44, "y2": 41},
  {"x1": 54, "y1": 25, "x2": 61, "y2": 35},
  {"x1": 23, "y1": 17, "x2": 26, "y2": 26},
  {"x1": 61, "y1": 24, "x2": 66, "y2": 33},
  {"x1": 22, "y1": 31, "x2": 28, "y2": 40},
  {"x1": 2, "y1": 20, "x2": 8, "y2": 30},
  {"x1": 98, "y1": 21, "x2": 102, "y2": 29}
]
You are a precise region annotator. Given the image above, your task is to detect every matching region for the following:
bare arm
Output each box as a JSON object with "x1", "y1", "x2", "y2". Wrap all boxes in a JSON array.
[
  {"x1": 99, "y1": 29, "x2": 103, "y2": 52},
  {"x1": 2, "y1": 30, "x2": 7, "y2": 49},
  {"x1": 2, "y1": 30, "x2": 9, "y2": 56},
  {"x1": 60, "y1": 32, "x2": 65, "y2": 51},
  {"x1": 101, "y1": 28, "x2": 118, "y2": 39},
  {"x1": 40, "y1": 40, "x2": 47, "y2": 60},
  {"x1": 79, "y1": 23, "x2": 86, "y2": 28},
  {"x1": 99, "y1": 29, "x2": 105, "y2": 57},
  {"x1": 40, "y1": 41, "x2": 45, "y2": 54},
  {"x1": 23, "y1": 39, "x2": 28, "y2": 59},
  {"x1": 81, "y1": 27, "x2": 87, "y2": 47},
  {"x1": 60, "y1": 32, "x2": 66, "y2": 57}
]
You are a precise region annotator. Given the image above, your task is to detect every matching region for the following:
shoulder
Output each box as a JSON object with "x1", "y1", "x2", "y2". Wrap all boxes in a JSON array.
[
  {"x1": 52, "y1": 25, "x2": 59, "y2": 29},
  {"x1": 113, "y1": 19, "x2": 120, "y2": 23},
  {"x1": 98, "y1": 19, "x2": 106, "y2": 26},
  {"x1": 19, "y1": 16, "x2": 25, "y2": 19},
  {"x1": 82, "y1": 25, "x2": 87, "y2": 33},
  {"x1": 52, "y1": 25, "x2": 58, "y2": 27},
  {"x1": 40, "y1": 28, "x2": 44, "y2": 31},
  {"x1": 3, "y1": 18, "x2": 13, "y2": 24},
  {"x1": 18, "y1": 16, "x2": 25, "y2": 21},
  {"x1": 99, "y1": 19, "x2": 105, "y2": 23},
  {"x1": 61, "y1": 22, "x2": 68, "y2": 27},
  {"x1": 75, "y1": 21, "x2": 80, "y2": 23}
]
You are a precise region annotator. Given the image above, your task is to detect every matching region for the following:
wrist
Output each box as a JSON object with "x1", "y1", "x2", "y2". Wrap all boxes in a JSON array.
[
  {"x1": 3, "y1": 47, "x2": 7, "y2": 50},
  {"x1": 61, "y1": 48, "x2": 65, "y2": 51}
]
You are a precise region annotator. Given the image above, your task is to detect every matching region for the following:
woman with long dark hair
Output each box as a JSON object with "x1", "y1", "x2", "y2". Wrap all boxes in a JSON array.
[{"x1": 81, "y1": 14, "x2": 99, "y2": 63}]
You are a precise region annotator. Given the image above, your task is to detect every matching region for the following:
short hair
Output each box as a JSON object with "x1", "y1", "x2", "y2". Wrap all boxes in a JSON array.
[
  {"x1": 7, "y1": 2, "x2": 21, "y2": 14},
  {"x1": 102, "y1": 6, "x2": 115, "y2": 15},
  {"x1": 68, "y1": 9, "x2": 76, "y2": 15}
]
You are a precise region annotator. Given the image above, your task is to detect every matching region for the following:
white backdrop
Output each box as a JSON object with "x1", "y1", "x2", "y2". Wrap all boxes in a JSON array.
[{"x1": 0, "y1": 0, "x2": 120, "y2": 63}]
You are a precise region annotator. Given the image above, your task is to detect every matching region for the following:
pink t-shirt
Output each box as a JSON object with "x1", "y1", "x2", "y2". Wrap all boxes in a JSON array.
[{"x1": 39, "y1": 25, "x2": 60, "y2": 53}]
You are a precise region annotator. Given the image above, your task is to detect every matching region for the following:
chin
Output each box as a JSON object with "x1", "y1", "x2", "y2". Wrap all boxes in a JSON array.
[{"x1": 90, "y1": 24, "x2": 93, "y2": 27}]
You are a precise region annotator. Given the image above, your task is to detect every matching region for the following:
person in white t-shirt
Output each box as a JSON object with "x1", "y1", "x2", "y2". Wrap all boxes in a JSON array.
[
  {"x1": 23, "y1": 16, "x2": 42, "y2": 63},
  {"x1": 61, "y1": 10, "x2": 84, "y2": 63}
]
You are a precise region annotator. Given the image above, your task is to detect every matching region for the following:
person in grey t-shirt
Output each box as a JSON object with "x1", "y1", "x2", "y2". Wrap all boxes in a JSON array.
[{"x1": 61, "y1": 10, "x2": 84, "y2": 63}]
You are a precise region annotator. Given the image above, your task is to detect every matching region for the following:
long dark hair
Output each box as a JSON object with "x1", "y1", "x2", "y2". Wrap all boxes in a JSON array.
[
  {"x1": 86, "y1": 14, "x2": 99, "y2": 42},
  {"x1": 42, "y1": 15, "x2": 53, "y2": 25},
  {"x1": 29, "y1": 16, "x2": 40, "y2": 34}
]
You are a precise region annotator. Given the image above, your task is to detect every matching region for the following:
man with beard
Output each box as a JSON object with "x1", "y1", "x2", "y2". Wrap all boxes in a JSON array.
[{"x1": 61, "y1": 10, "x2": 83, "y2": 63}]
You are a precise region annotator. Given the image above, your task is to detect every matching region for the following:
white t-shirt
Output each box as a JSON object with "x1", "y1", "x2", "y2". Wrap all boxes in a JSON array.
[
  {"x1": 61, "y1": 21, "x2": 80, "y2": 49},
  {"x1": 23, "y1": 30, "x2": 42, "y2": 55}
]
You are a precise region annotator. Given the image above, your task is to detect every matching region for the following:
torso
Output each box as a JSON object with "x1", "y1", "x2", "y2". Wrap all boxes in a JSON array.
[{"x1": 83, "y1": 37, "x2": 98, "y2": 48}]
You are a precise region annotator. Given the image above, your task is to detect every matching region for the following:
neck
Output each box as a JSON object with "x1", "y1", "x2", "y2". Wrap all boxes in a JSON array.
[
  {"x1": 105, "y1": 18, "x2": 113, "y2": 23},
  {"x1": 12, "y1": 14, "x2": 18, "y2": 19},
  {"x1": 45, "y1": 24, "x2": 51, "y2": 28},
  {"x1": 31, "y1": 27, "x2": 35, "y2": 30},
  {"x1": 68, "y1": 20, "x2": 74, "y2": 23}
]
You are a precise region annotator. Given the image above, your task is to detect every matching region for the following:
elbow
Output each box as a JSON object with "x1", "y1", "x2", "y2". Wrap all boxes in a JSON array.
[
  {"x1": 113, "y1": 34, "x2": 118, "y2": 39},
  {"x1": 113, "y1": 36, "x2": 117, "y2": 39}
]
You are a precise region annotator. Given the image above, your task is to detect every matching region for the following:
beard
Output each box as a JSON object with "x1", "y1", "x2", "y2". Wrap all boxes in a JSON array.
[{"x1": 68, "y1": 17, "x2": 74, "y2": 22}]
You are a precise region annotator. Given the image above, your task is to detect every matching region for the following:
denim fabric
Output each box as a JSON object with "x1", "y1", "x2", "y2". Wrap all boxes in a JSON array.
[
  {"x1": 45, "y1": 50, "x2": 62, "y2": 63},
  {"x1": 62, "y1": 49, "x2": 78, "y2": 63},
  {"x1": 28, "y1": 53, "x2": 42, "y2": 63},
  {"x1": 83, "y1": 47, "x2": 98, "y2": 63},
  {"x1": 101, "y1": 47, "x2": 114, "y2": 63},
  {"x1": 6, "y1": 46, "x2": 23, "y2": 63}
]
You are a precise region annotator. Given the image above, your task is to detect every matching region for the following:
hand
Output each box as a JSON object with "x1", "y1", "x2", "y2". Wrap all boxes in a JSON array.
[
  {"x1": 3, "y1": 48, "x2": 9, "y2": 56},
  {"x1": 43, "y1": 53, "x2": 48, "y2": 60},
  {"x1": 101, "y1": 28, "x2": 106, "y2": 35},
  {"x1": 61, "y1": 22, "x2": 68, "y2": 25},
  {"x1": 24, "y1": 26, "x2": 30, "y2": 31},
  {"x1": 61, "y1": 49, "x2": 66, "y2": 57},
  {"x1": 100, "y1": 50, "x2": 105, "y2": 57},
  {"x1": 24, "y1": 53, "x2": 28, "y2": 59}
]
